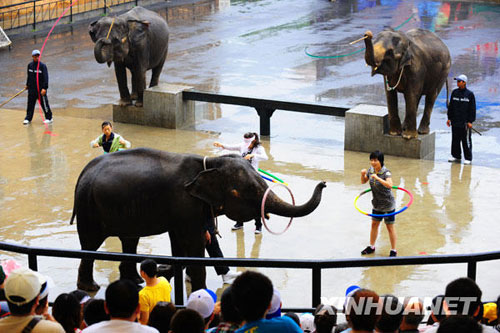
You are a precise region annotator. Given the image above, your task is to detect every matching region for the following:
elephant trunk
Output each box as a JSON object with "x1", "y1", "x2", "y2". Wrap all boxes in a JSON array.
[
  {"x1": 264, "y1": 182, "x2": 326, "y2": 218},
  {"x1": 94, "y1": 38, "x2": 113, "y2": 65},
  {"x1": 364, "y1": 30, "x2": 376, "y2": 67}
]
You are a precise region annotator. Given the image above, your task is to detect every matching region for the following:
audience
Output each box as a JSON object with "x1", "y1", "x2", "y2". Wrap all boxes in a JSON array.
[
  {"x1": 231, "y1": 271, "x2": 302, "y2": 332},
  {"x1": 375, "y1": 294, "x2": 403, "y2": 333},
  {"x1": 300, "y1": 313, "x2": 316, "y2": 333},
  {"x1": 169, "y1": 308, "x2": 205, "y2": 333},
  {"x1": 138, "y1": 259, "x2": 172, "y2": 325},
  {"x1": 0, "y1": 267, "x2": 65, "y2": 332},
  {"x1": 314, "y1": 303, "x2": 337, "y2": 333},
  {"x1": 83, "y1": 298, "x2": 109, "y2": 327},
  {"x1": 266, "y1": 288, "x2": 282, "y2": 319},
  {"x1": 207, "y1": 286, "x2": 243, "y2": 332},
  {"x1": 81, "y1": 279, "x2": 158, "y2": 332},
  {"x1": 399, "y1": 297, "x2": 424, "y2": 333},
  {"x1": 186, "y1": 288, "x2": 217, "y2": 329},
  {"x1": 344, "y1": 288, "x2": 381, "y2": 333},
  {"x1": 284, "y1": 311, "x2": 301, "y2": 327},
  {"x1": 52, "y1": 293, "x2": 82, "y2": 333},
  {"x1": 147, "y1": 301, "x2": 176, "y2": 333},
  {"x1": 437, "y1": 315, "x2": 482, "y2": 333}
]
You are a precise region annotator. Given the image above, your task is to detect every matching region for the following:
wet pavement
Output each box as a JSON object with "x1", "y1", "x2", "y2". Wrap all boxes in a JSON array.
[{"x1": 1, "y1": 0, "x2": 500, "y2": 308}]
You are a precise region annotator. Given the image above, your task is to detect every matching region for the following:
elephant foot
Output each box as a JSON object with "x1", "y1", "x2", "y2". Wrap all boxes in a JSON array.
[
  {"x1": 77, "y1": 278, "x2": 100, "y2": 292},
  {"x1": 119, "y1": 98, "x2": 133, "y2": 107},
  {"x1": 402, "y1": 130, "x2": 418, "y2": 140},
  {"x1": 418, "y1": 125, "x2": 430, "y2": 135},
  {"x1": 135, "y1": 101, "x2": 143, "y2": 108},
  {"x1": 388, "y1": 130, "x2": 402, "y2": 136}
]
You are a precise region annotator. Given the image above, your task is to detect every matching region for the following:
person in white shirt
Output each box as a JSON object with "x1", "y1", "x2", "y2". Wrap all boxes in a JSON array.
[
  {"x1": 214, "y1": 132, "x2": 268, "y2": 234},
  {"x1": 82, "y1": 279, "x2": 158, "y2": 333}
]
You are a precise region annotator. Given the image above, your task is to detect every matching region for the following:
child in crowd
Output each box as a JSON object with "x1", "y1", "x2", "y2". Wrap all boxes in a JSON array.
[
  {"x1": 214, "y1": 132, "x2": 268, "y2": 233},
  {"x1": 138, "y1": 259, "x2": 172, "y2": 325},
  {"x1": 90, "y1": 121, "x2": 131, "y2": 153},
  {"x1": 360, "y1": 150, "x2": 397, "y2": 257}
]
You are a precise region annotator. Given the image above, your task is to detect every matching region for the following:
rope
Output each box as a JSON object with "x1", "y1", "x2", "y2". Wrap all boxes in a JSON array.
[
  {"x1": 305, "y1": 13, "x2": 416, "y2": 59},
  {"x1": 106, "y1": 17, "x2": 115, "y2": 40},
  {"x1": 384, "y1": 66, "x2": 405, "y2": 91},
  {"x1": 203, "y1": 156, "x2": 221, "y2": 238}
]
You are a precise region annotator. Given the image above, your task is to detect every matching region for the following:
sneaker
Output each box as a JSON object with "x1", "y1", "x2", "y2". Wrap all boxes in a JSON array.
[
  {"x1": 448, "y1": 158, "x2": 460, "y2": 163},
  {"x1": 231, "y1": 223, "x2": 243, "y2": 231},
  {"x1": 43, "y1": 118, "x2": 53, "y2": 124},
  {"x1": 361, "y1": 246, "x2": 375, "y2": 255},
  {"x1": 222, "y1": 270, "x2": 241, "y2": 284},
  {"x1": 464, "y1": 160, "x2": 472, "y2": 165},
  {"x1": 255, "y1": 227, "x2": 262, "y2": 235},
  {"x1": 389, "y1": 250, "x2": 397, "y2": 257},
  {"x1": 23, "y1": 119, "x2": 30, "y2": 125}
]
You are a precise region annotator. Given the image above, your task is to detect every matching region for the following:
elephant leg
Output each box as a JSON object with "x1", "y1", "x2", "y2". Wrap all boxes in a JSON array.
[
  {"x1": 119, "y1": 237, "x2": 144, "y2": 285},
  {"x1": 181, "y1": 230, "x2": 207, "y2": 292},
  {"x1": 114, "y1": 63, "x2": 132, "y2": 106},
  {"x1": 133, "y1": 68, "x2": 147, "y2": 107},
  {"x1": 385, "y1": 90, "x2": 401, "y2": 136},
  {"x1": 418, "y1": 93, "x2": 438, "y2": 135},
  {"x1": 150, "y1": 57, "x2": 166, "y2": 88},
  {"x1": 402, "y1": 92, "x2": 419, "y2": 139},
  {"x1": 77, "y1": 232, "x2": 106, "y2": 292},
  {"x1": 131, "y1": 75, "x2": 138, "y2": 101}
]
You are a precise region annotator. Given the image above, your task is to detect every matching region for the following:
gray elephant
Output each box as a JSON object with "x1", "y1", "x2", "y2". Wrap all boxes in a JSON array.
[
  {"x1": 89, "y1": 7, "x2": 169, "y2": 107},
  {"x1": 364, "y1": 28, "x2": 451, "y2": 139},
  {"x1": 70, "y1": 148, "x2": 326, "y2": 292}
]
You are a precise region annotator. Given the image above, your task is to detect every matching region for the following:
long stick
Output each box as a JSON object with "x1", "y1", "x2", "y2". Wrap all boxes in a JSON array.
[
  {"x1": 349, "y1": 35, "x2": 368, "y2": 45},
  {"x1": 0, "y1": 88, "x2": 26, "y2": 108},
  {"x1": 471, "y1": 127, "x2": 482, "y2": 136}
]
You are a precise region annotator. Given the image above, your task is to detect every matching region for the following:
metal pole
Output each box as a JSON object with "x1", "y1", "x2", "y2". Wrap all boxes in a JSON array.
[
  {"x1": 28, "y1": 253, "x2": 38, "y2": 271},
  {"x1": 173, "y1": 264, "x2": 184, "y2": 306},
  {"x1": 104, "y1": 0, "x2": 106, "y2": 15},
  {"x1": 467, "y1": 261, "x2": 477, "y2": 281},
  {"x1": 255, "y1": 107, "x2": 275, "y2": 137},
  {"x1": 312, "y1": 267, "x2": 321, "y2": 308},
  {"x1": 33, "y1": 0, "x2": 36, "y2": 30}
]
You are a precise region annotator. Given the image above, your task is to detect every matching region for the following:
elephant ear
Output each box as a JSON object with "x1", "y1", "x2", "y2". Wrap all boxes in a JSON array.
[
  {"x1": 394, "y1": 33, "x2": 412, "y2": 68},
  {"x1": 127, "y1": 20, "x2": 150, "y2": 46},
  {"x1": 89, "y1": 20, "x2": 99, "y2": 43},
  {"x1": 185, "y1": 169, "x2": 224, "y2": 207}
]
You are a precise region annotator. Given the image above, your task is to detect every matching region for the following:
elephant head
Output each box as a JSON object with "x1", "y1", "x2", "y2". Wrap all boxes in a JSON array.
[
  {"x1": 364, "y1": 29, "x2": 412, "y2": 77},
  {"x1": 185, "y1": 155, "x2": 326, "y2": 222},
  {"x1": 89, "y1": 17, "x2": 150, "y2": 66}
]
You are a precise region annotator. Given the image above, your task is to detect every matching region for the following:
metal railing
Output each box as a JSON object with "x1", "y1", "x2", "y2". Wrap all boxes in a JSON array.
[
  {"x1": 0, "y1": 0, "x2": 137, "y2": 31},
  {"x1": 183, "y1": 90, "x2": 349, "y2": 136},
  {"x1": 1, "y1": 241, "x2": 499, "y2": 310}
]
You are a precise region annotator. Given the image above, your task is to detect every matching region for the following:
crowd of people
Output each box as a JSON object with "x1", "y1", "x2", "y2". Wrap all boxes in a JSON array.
[{"x1": 1, "y1": 261, "x2": 500, "y2": 333}]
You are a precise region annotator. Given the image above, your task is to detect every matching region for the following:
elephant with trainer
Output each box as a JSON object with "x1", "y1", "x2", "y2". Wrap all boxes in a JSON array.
[
  {"x1": 89, "y1": 6, "x2": 169, "y2": 107},
  {"x1": 364, "y1": 28, "x2": 451, "y2": 139},
  {"x1": 71, "y1": 148, "x2": 326, "y2": 292}
]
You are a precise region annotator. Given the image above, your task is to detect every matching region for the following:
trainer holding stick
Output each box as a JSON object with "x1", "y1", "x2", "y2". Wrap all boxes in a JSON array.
[{"x1": 0, "y1": 88, "x2": 26, "y2": 108}]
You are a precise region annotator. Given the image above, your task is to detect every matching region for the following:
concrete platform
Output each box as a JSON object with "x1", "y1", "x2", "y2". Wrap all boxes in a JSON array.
[
  {"x1": 113, "y1": 83, "x2": 194, "y2": 129},
  {"x1": 344, "y1": 104, "x2": 435, "y2": 160}
]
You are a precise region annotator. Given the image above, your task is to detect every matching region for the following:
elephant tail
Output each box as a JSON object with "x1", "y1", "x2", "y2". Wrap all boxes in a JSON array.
[
  {"x1": 445, "y1": 79, "x2": 449, "y2": 108},
  {"x1": 70, "y1": 209, "x2": 76, "y2": 225}
]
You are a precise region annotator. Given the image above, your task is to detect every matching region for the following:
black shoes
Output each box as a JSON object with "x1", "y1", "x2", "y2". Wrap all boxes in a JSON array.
[
  {"x1": 389, "y1": 250, "x2": 397, "y2": 257},
  {"x1": 231, "y1": 222, "x2": 243, "y2": 230},
  {"x1": 361, "y1": 246, "x2": 375, "y2": 255}
]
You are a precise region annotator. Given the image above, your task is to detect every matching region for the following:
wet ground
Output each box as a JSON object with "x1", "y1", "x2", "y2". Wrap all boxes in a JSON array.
[{"x1": 1, "y1": 0, "x2": 500, "y2": 308}]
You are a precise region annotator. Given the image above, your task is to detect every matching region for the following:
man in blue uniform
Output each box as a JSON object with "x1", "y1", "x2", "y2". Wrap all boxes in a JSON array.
[
  {"x1": 446, "y1": 74, "x2": 476, "y2": 165},
  {"x1": 24, "y1": 49, "x2": 53, "y2": 125}
]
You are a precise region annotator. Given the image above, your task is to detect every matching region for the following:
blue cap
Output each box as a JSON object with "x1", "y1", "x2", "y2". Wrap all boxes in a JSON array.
[{"x1": 345, "y1": 285, "x2": 361, "y2": 297}]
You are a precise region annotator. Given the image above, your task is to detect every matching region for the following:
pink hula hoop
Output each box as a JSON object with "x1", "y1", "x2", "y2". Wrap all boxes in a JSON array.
[{"x1": 260, "y1": 183, "x2": 295, "y2": 235}]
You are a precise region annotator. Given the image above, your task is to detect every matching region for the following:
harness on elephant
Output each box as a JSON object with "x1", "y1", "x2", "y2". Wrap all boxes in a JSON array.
[
  {"x1": 384, "y1": 65, "x2": 405, "y2": 91},
  {"x1": 203, "y1": 156, "x2": 221, "y2": 238}
]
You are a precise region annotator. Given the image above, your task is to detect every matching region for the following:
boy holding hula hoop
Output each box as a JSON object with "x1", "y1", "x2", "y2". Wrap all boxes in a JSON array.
[{"x1": 360, "y1": 151, "x2": 397, "y2": 257}]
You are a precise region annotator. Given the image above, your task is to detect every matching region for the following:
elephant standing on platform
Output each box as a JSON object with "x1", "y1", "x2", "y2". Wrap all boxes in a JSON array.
[
  {"x1": 364, "y1": 28, "x2": 451, "y2": 139},
  {"x1": 89, "y1": 7, "x2": 169, "y2": 107}
]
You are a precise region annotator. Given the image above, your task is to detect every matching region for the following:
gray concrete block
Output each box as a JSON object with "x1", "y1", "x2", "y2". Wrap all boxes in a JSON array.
[
  {"x1": 113, "y1": 83, "x2": 195, "y2": 129},
  {"x1": 344, "y1": 104, "x2": 435, "y2": 159}
]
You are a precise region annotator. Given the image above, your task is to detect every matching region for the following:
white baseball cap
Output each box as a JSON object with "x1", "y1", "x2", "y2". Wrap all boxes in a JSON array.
[
  {"x1": 5, "y1": 268, "x2": 43, "y2": 306},
  {"x1": 32, "y1": 50, "x2": 40, "y2": 56},
  {"x1": 454, "y1": 74, "x2": 468, "y2": 83},
  {"x1": 186, "y1": 289, "x2": 216, "y2": 319}
]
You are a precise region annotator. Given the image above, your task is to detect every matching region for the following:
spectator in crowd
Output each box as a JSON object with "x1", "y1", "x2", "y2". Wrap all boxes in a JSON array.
[
  {"x1": 207, "y1": 286, "x2": 243, "y2": 332},
  {"x1": 69, "y1": 290, "x2": 91, "y2": 330},
  {"x1": 138, "y1": 259, "x2": 172, "y2": 325},
  {"x1": 83, "y1": 298, "x2": 109, "y2": 327},
  {"x1": 266, "y1": 288, "x2": 282, "y2": 319},
  {"x1": 314, "y1": 303, "x2": 337, "y2": 333},
  {"x1": 344, "y1": 288, "x2": 381, "y2": 333},
  {"x1": 424, "y1": 295, "x2": 446, "y2": 330},
  {"x1": 375, "y1": 294, "x2": 403, "y2": 333},
  {"x1": 34, "y1": 275, "x2": 55, "y2": 322},
  {"x1": 300, "y1": 313, "x2": 316, "y2": 333},
  {"x1": 231, "y1": 271, "x2": 302, "y2": 332},
  {"x1": 399, "y1": 297, "x2": 424, "y2": 333},
  {"x1": 82, "y1": 279, "x2": 158, "y2": 332},
  {"x1": 437, "y1": 315, "x2": 482, "y2": 333},
  {"x1": 52, "y1": 293, "x2": 82, "y2": 333},
  {"x1": 0, "y1": 265, "x2": 6, "y2": 301},
  {"x1": 186, "y1": 288, "x2": 217, "y2": 329},
  {"x1": 284, "y1": 312, "x2": 300, "y2": 327},
  {"x1": 425, "y1": 277, "x2": 496, "y2": 333},
  {"x1": 147, "y1": 301, "x2": 176, "y2": 333},
  {"x1": 0, "y1": 267, "x2": 65, "y2": 332},
  {"x1": 170, "y1": 308, "x2": 205, "y2": 333}
]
